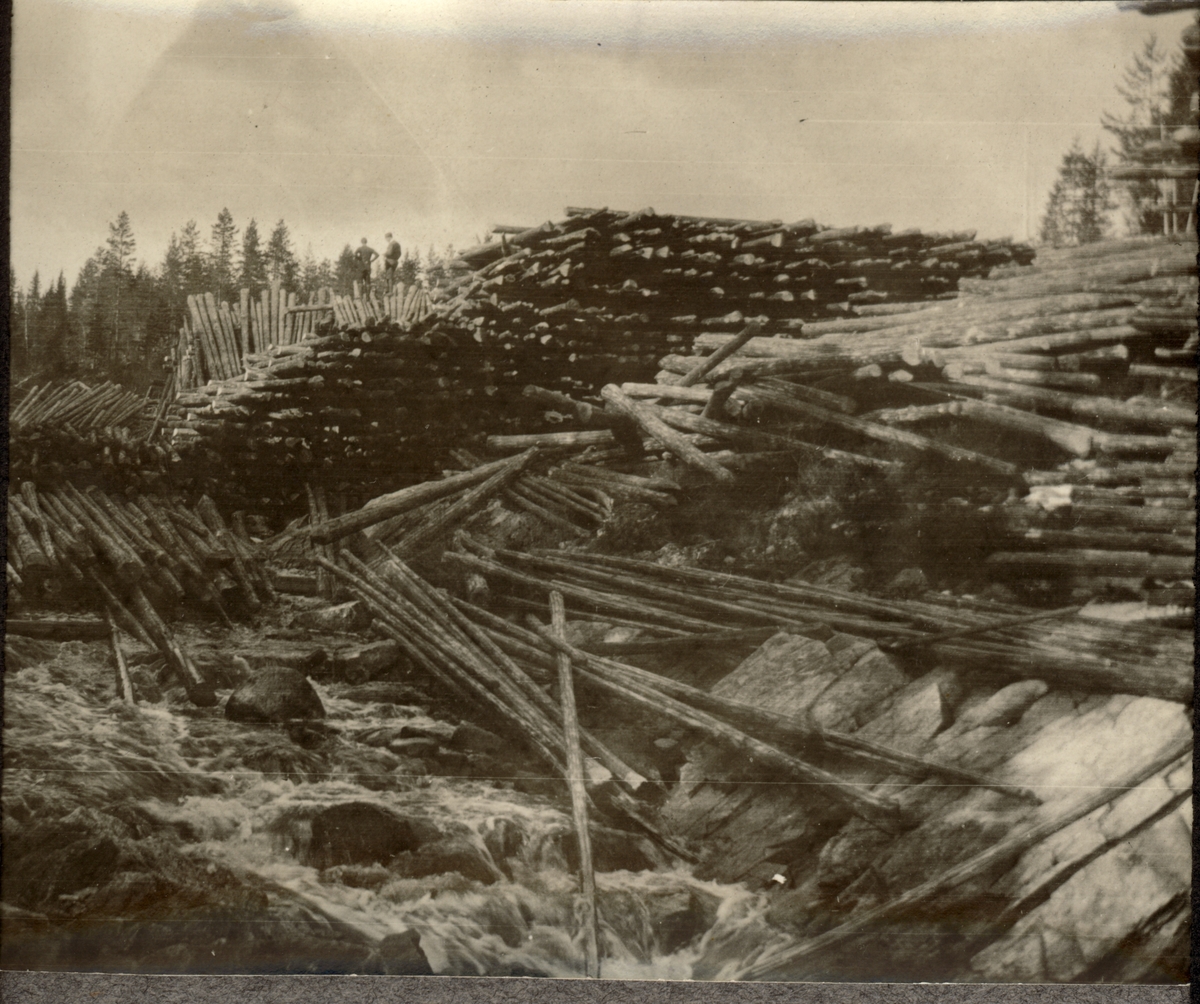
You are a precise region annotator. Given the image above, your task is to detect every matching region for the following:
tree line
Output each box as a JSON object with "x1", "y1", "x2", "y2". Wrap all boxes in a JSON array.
[
  {"x1": 1040, "y1": 13, "x2": 1198, "y2": 247},
  {"x1": 9, "y1": 211, "x2": 456, "y2": 390}
]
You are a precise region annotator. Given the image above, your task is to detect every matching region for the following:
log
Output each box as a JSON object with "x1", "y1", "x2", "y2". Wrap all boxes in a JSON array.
[
  {"x1": 393, "y1": 448, "x2": 539, "y2": 557},
  {"x1": 1013, "y1": 528, "x2": 1193, "y2": 556},
  {"x1": 486, "y1": 429, "x2": 617, "y2": 452},
  {"x1": 107, "y1": 611, "x2": 136, "y2": 705},
  {"x1": 601, "y1": 384, "x2": 735, "y2": 483},
  {"x1": 985, "y1": 550, "x2": 1192, "y2": 579},
  {"x1": 550, "y1": 592, "x2": 600, "y2": 979},
  {"x1": 946, "y1": 375, "x2": 1195, "y2": 432},
  {"x1": 679, "y1": 321, "x2": 762, "y2": 386},
  {"x1": 753, "y1": 376, "x2": 858, "y2": 415},
  {"x1": 739, "y1": 386, "x2": 1020, "y2": 477},
  {"x1": 124, "y1": 583, "x2": 218, "y2": 706},
  {"x1": 5, "y1": 617, "x2": 110, "y2": 640},
  {"x1": 51, "y1": 489, "x2": 145, "y2": 585},
  {"x1": 310, "y1": 452, "x2": 543, "y2": 545},
  {"x1": 530, "y1": 618, "x2": 902, "y2": 831},
  {"x1": 883, "y1": 605, "x2": 1082, "y2": 652},
  {"x1": 907, "y1": 389, "x2": 1097, "y2": 457},
  {"x1": 380, "y1": 559, "x2": 647, "y2": 790},
  {"x1": 522, "y1": 385, "x2": 616, "y2": 427}
]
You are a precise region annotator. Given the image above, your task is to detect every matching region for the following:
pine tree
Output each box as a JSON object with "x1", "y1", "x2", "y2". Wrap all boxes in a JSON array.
[
  {"x1": 1102, "y1": 37, "x2": 1172, "y2": 234},
  {"x1": 209, "y1": 208, "x2": 239, "y2": 300},
  {"x1": 42, "y1": 274, "x2": 73, "y2": 378},
  {"x1": 1040, "y1": 140, "x2": 1115, "y2": 248},
  {"x1": 240, "y1": 218, "x2": 268, "y2": 292},
  {"x1": 105, "y1": 211, "x2": 136, "y2": 274},
  {"x1": 265, "y1": 219, "x2": 298, "y2": 287},
  {"x1": 398, "y1": 254, "x2": 420, "y2": 286},
  {"x1": 178, "y1": 220, "x2": 209, "y2": 292},
  {"x1": 333, "y1": 245, "x2": 359, "y2": 295}
]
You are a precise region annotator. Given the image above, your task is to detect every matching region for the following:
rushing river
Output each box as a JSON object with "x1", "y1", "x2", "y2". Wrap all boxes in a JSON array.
[{"x1": 2, "y1": 640, "x2": 778, "y2": 979}]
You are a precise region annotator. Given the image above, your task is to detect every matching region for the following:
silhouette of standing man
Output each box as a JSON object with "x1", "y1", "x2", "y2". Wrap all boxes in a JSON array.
[
  {"x1": 382, "y1": 233, "x2": 402, "y2": 290},
  {"x1": 354, "y1": 238, "x2": 378, "y2": 292}
]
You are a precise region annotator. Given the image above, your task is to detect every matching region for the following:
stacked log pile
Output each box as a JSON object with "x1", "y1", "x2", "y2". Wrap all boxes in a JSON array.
[
  {"x1": 8, "y1": 379, "x2": 167, "y2": 483},
  {"x1": 481, "y1": 236, "x2": 1193, "y2": 599},
  {"x1": 425, "y1": 207, "x2": 1035, "y2": 404},
  {"x1": 173, "y1": 282, "x2": 434, "y2": 389},
  {"x1": 5, "y1": 482, "x2": 274, "y2": 706},
  {"x1": 168, "y1": 320, "x2": 522, "y2": 509}
]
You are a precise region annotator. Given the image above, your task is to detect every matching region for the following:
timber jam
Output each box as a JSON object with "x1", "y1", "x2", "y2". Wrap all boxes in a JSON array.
[{"x1": 4, "y1": 204, "x2": 1194, "y2": 981}]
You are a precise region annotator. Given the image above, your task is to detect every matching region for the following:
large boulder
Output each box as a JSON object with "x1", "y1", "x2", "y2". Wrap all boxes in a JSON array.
[
  {"x1": 373, "y1": 930, "x2": 433, "y2": 975},
  {"x1": 308, "y1": 802, "x2": 440, "y2": 868},
  {"x1": 225, "y1": 667, "x2": 326, "y2": 723},
  {"x1": 397, "y1": 837, "x2": 504, "y2": 886}
]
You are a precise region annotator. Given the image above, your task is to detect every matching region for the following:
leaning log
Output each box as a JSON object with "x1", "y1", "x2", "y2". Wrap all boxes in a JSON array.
[{"x1": 601, "y1": 384, "x2": 735, "y2": 483}]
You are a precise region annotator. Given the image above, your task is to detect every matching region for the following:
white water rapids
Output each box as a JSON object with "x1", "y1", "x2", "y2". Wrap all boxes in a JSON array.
[{"x1": 3, "y1": 642, "x2": 781, "y2": 979}]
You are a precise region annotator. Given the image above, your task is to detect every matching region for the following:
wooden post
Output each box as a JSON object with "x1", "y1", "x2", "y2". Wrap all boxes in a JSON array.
[
  {"x1": 679, "y1": 321, "x2": 762, "y2": 386},
  {"x1": 239, "y1": 289, "x2": 251, "y2": 357},
  {"x1": 550, "y1": 591, "x2": 600, "y2": 979}
]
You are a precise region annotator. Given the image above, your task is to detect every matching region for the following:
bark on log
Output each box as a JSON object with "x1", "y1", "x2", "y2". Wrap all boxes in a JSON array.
[
  {"x1": 601, "y1": 384, "x2": 735, "y2": 483},
  {"x1": 550, "y1": 591, "x2": 601, "y2": 979}
]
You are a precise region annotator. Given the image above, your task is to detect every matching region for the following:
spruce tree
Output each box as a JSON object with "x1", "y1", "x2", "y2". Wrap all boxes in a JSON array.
[
  {"x1": 240, "y1": 218, "x2": 268, "y2": 293},
  {"x1": 209, "y1": 208, "x2": 239, "y2": 299},
  {"x1": 265, "y1": 219, "x2": 298, "y2": 287},
  {"x1": 1040, "y1": 140, "x2": 1115, "y2": 247}
]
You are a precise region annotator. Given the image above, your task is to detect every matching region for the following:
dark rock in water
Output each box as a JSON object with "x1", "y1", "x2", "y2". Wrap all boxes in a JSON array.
[
  {"x1": 225, "y1": 667, "x2": 326, "y2": 723},
  {"x1": 884, "y1": 566, "x2": 929, "y2": 598},
  {"x1": 398, "y1": 837, "x2": 504, "y2": 886},
  {"x1": 449, "y1": 722, "x2": 505, "y2": 754},
  {"x1": 374, "y1": 930, "x2": 433, "y2": 975},
  {"x1": 567, "y1": 825, "x2": 664, "y2": 875},
  {"x1": 512, "y1": 771, "x2": 563, "y2": 798},
  {"x1": 483, "y1": 818, "x2": 526, "y2": 878},
  {"x1": 645, "y1": 887, "x2": 722, "y2": 955},
  {"x1": 428, "y1": 748, "x2": 470, "y2": 776},
  {"x1": 328, "y1": 640, "x2": 402, "y2": 684},
  {"x1": 308, "y1": 802, "x2": 438, "y2": 868}
]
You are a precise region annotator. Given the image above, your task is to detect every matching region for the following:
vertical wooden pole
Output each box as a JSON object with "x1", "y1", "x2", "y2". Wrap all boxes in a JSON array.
[
  {"x1": 239, "y1": 289, "x2": 251, "y2": 357},
  {"x1": 549, "y1": 590, "x2": 600, "y2": 979},
  {"x1": 260, "y1": 289, "x2": 271, "y2": 347},
  {"x1": 287, "y1": 291, "x2": 298, "y2": 344}
]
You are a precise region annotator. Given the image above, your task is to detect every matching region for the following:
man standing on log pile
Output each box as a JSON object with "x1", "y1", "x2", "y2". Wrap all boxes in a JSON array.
[
  {"x1": 355, "y1": 237, "x2": 379, "y2": 292},
  {"x1": 382, "y1": 233, "x2": 402, "y2": 290}
]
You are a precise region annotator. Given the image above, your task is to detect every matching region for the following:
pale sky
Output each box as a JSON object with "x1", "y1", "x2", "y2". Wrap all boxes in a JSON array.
[{"x1": 9, "y1": 0, "x2": 1195, "y2": 288}]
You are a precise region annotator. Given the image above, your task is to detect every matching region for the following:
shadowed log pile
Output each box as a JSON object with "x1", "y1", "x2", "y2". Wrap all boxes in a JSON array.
[
  {"x1": 8, "y1": 379, "x2": 167, "y2": 483},
  {"x1": 427, "y1": 207, "x2": 1035, "y2": 403},
  {"x1": 493, "y1": 236, "x2": 1194, "y2": 602}
]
